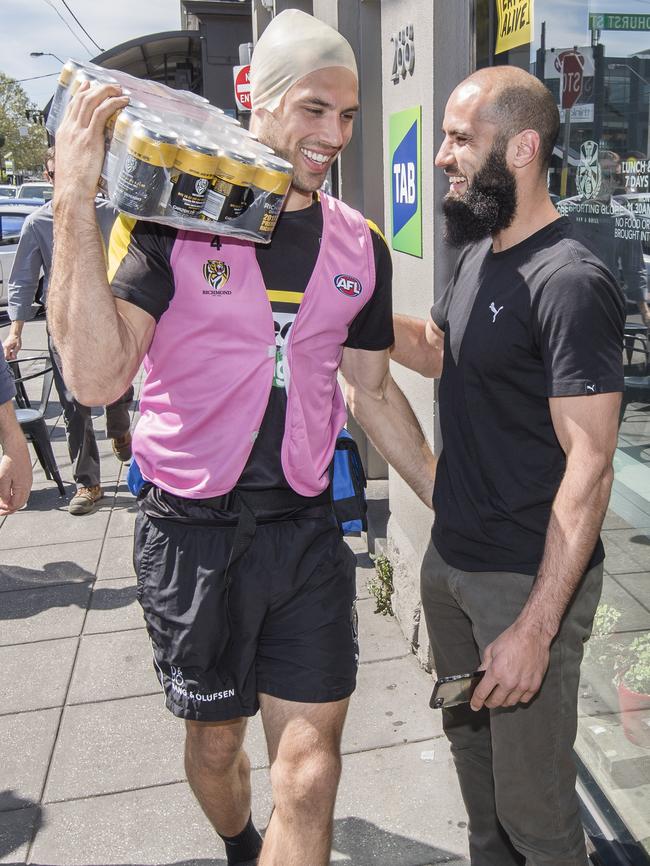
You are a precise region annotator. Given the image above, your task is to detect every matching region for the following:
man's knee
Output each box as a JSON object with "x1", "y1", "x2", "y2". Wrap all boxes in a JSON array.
[
  {"x1": 270, "y1": 747, "x2": 342, "y2": 814},
  {"x1": 185, "y1": 719, "x2": 247, "y2": 775}
]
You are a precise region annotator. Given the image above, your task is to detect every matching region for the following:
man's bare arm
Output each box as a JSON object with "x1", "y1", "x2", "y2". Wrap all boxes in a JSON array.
[
  {"x1": 0, "y1": 400, "x2": 32, "y2": 514},
  {"x1": 391, "y1": 314, "x2": 444, "y2": 378},
  {"x1": 471, "y1": 391, "x2": 620, "y2": 710},
  {"x1": 340, "y1": 346, "x2": 436, "y2": 507},
  {"x1": 47, "y1": 82, "x2": 154, "y2": 406}
]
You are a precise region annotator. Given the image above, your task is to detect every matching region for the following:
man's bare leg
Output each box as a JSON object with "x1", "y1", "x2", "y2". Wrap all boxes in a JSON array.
[
  {"x1": 185, "y1": 717, "x2": 252, "y2": 836},
  {"x1": 258, "y1": 693, "x2": 350, "y2": 866}
]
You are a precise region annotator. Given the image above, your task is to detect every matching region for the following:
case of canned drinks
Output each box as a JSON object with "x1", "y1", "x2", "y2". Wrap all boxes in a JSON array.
[{"x1": 46, "y1": 60, "x2": 294, "y2": 243}]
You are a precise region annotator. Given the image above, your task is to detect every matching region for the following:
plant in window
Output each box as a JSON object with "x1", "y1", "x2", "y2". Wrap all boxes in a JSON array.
[{"x1": 614, "y1": 632, "x2": 650, "y2": 749}]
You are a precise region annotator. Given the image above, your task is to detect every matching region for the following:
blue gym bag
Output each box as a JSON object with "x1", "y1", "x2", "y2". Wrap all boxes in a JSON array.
[{"x1": 329, "y1": 428, "x2": 368, "y2": 535}]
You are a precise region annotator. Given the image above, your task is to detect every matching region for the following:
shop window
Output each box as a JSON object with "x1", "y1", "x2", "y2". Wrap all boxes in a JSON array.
[{"x1": 477, "y1": 1, "x2": 650, "y2": 856}]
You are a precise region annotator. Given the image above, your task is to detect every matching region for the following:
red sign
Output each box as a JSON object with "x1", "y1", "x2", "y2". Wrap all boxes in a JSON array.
[
  {"x1": 233, "y1": 64, "x2": 251, "y2": 112},
  {"x1": 560, "y1": 50, "x2": 584, "y2": 110}
]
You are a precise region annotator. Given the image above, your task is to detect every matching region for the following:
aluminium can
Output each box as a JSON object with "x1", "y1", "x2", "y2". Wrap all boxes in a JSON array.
[
  {"x1": 238, "y1": 153, "x2": 293, "y2": 237},
  {"x1": 113, "y1": 123, "x2": 178, "y2": 216},
  {"x1": 168, "y1": 140, "x2": 221, "y2": 218},
  {"x1": 200, "y1": 147, "x2": 258, "y2": 223}
]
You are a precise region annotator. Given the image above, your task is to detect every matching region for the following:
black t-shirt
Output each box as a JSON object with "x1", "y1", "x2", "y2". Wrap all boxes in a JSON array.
[
  {"x1": 430, "y1": 216, "x2": 625, "y2": 575},
  {"x1": 109, "y1": 199, "x2": 394, "y2": 491}
]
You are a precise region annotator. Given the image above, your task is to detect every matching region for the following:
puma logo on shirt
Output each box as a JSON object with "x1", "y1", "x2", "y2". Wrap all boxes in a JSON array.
[{"x1": 489, "y1": 302, "x2": 504, "y2": 323}]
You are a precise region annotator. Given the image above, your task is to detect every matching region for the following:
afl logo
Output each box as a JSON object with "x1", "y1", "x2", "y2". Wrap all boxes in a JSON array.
[{"x1": 335, "y1": 274, "x2": 362, "y2": 298}]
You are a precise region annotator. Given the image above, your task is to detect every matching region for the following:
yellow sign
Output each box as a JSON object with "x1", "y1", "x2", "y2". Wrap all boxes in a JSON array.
[{"x1": 495, "y1": 0, "x2": 533, "y2": 55}]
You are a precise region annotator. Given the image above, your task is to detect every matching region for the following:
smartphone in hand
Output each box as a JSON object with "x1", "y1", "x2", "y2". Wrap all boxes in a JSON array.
[{"x1": 429, "y1": 670, "x2": 485, "y2": 709}]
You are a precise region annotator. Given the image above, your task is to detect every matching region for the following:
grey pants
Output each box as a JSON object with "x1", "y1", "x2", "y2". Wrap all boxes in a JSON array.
[
  {"x1": 48, "y1": 337, "x2": 133, "y2": 488},
  {"x1": 420, "y1": 541, "x2": 603, "y2": 866}
]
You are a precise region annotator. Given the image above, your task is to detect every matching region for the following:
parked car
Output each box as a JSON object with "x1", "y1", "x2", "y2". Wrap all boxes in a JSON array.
[
  {"x1": 0, "y1": 185, "x2": 17, "y2": 198},
  {"x1": 0, "y1": 197, "x2": 45, "y2": 207},
  {"x1": 0, "y1": 203, "x2": 42, "y2": 307},
  {"x1": 16, "y1": 182, "x2": 53, "y2": 202}
]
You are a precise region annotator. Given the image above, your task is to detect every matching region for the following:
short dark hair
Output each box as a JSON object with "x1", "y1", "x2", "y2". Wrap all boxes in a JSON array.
[
  {"x1": 491, "y1": 83, "x2": 559, "y2": 169},
  {"x1": 471, "y1": 68, "x2": 560, "y2": 172}
]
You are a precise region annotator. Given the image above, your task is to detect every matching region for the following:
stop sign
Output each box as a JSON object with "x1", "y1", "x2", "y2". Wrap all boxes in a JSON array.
[
  {"x1": 560, "y1": 51, "x2": 584, "y2": 110},
  {"x1": 233, "y1": 64, "x2": 251, "y2": 112}
]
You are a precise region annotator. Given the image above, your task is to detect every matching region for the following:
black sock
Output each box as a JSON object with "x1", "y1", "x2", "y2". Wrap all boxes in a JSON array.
[{"x1": 219, "y1": 814, "x2": 263, "y2": 865}]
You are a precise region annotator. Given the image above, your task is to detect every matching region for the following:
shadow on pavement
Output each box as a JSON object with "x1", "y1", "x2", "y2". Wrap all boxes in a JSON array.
[
  {"x1": 0, "y1": 799, "x2": 466, "y2": 866},
  {"x1": 21, "y1": 487, "x2": 72, "y2": 511},
  {"x1": 0, "y1": 563, "x2": 135, "y2": 614},
  {"x1": 0, "y1": 578, "x2": 135, "y2": 618},
  {"x1": 0, "y1": 561, "x2": 94, "y2": 592}
]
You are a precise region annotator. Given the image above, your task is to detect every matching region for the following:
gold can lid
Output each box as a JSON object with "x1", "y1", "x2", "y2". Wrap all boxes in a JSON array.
[
  {"x1": 215, "y1": 147, "x2": 258, "y2": 184},
  {"x1": 257, "y1": 153, "x2": 293, "y2": 175},
  {"x1": 58, "y1": 60, "x2": 83, "y2": 87},
  {"x1": 174, "y1": 139, "x2": 221, "y2": 176},
  {"x1": 128, "y1": 123, "x2": 178, "y2": 167},
  {"x1": 109, "y1": 107, "x2": 160, "y2": 140},
  {"x1": 69, "y1": 69, "x2": 116, "y2": 98},
  {"x1": 254, "y1": 160, "x2": 293, "y2": 194}
]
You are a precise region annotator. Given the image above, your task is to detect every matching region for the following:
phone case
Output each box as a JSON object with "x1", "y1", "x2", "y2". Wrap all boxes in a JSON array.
[{"x1": 429, "y1": 670, "x2": 485, "y2": 709}]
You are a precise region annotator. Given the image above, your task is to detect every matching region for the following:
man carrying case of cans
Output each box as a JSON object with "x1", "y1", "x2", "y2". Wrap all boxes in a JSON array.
[{"x1": 47, "y1": 10, "x2": 436, "y2": 866}]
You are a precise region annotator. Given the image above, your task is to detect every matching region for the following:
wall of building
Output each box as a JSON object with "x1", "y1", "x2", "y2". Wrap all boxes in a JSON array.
[
  {"x1": 183, "y1": 1, "x2": 252, "y2": 109},
  {"x1": 377, "y1": 1, "x2": 435, "y2": 665},
  {"x1": 248, "y1": 0, "x2": 472, "y2": 670},
  {"x1": 380, "y1": 0, "x2": 473, "y2": 667}
]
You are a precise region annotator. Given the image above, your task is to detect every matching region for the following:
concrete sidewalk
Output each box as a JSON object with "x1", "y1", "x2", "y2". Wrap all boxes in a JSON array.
[{"x1": 0, "y1": 316, "x2": 470, "y2": 866}]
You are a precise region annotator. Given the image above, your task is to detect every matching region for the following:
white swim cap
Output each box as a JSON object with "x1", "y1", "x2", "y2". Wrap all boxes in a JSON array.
[{"x1": 250, "y1": 9, "x2": 358, "y2": 113}]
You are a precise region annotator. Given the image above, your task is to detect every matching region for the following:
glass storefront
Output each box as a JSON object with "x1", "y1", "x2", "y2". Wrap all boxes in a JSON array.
[{"x1": 476, "y1": 0, "x2": 650, "y2": 857}]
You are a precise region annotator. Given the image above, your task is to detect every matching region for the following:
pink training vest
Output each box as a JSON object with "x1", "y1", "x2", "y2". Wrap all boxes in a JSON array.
[{"x1": 133, "y1": 193, "x2": 376, "y2": 498}]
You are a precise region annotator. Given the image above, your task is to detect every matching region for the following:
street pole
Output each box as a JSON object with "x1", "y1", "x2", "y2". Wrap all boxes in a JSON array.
[{"x1": 561, "y1": 108, "x2": 571, "y2": 197}]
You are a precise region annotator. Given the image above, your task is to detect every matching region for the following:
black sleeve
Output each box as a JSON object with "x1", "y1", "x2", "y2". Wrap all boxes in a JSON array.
[
  {"x1": 0, "y1": 356, "x2": 16, "y2": 405},
  {"x1": 107, "y1": 216, "x2": 177, "y2": 322},
  {"x1": 535, "y1": 260, "x2": 625, "y2": 397},
  {"x1": 430, "y1": 246, "x2": 471, "y2": 330},
  {"x1": 344, "y1": 225, "x2": 394, "y2": 350},
  {"x1": 430, "y1": 278, "x2": 454, "y2": 331}
]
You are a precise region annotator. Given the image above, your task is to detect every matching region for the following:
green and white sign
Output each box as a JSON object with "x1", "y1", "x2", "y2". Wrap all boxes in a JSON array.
[
  {"x1": 589, "y1": 12, "x2": 650, "y2": 31},
  {"x1": 389, "y1": 106, "x2": 422, "y2": 258}
]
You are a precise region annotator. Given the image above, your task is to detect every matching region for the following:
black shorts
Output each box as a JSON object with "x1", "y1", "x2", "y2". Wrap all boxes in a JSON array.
[{"x1": 133, "y1": 486, "x2": 359, "y2": 722}]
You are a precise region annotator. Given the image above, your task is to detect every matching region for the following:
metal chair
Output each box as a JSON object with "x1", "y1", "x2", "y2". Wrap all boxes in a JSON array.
[
  {"x1": 9, "y1": 356, "x2": 66, "y2": 496},
  {"x1": 623, "y1": 323, "x2": 649, "y2": 375},
  {"x1": 620, "y1": 376, "x2": 650, "y2": 425}
]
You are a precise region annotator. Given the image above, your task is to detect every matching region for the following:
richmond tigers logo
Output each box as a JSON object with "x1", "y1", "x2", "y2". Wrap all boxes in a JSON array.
[{"x1": 203, "y1": 260, "x2": 230, "y2": 291}]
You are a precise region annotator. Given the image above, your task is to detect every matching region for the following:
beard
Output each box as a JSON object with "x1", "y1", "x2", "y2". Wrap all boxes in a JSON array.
[{"x1": 442, "y1": 145, "x2": 518, "y2": 247}]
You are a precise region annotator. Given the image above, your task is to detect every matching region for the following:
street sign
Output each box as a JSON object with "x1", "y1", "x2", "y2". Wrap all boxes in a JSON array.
[
  {"x1": 560, "y1": 50, "x2": 585, "y2": 110},
  {"x1": 233, "y1": 64, "x2": 251, "y2": 112},
  {"x1": 495, "y1": 0, "x2": 533, "y2": 55},
  {"x1": 558, "y1": 103, "x2": 594, "y2": 124},
  {"x1": 589, "y1": 12, "x2": 650, "y2": 31}
]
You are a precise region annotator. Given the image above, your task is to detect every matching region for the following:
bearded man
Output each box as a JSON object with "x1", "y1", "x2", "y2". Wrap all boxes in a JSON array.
[{"x1": 392, "y1": 66, "x2": 624, "y2": 866}]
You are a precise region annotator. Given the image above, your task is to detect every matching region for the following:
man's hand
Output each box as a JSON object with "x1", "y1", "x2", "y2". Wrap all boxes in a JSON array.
[
  {"x1": 0, "y1": 432, "x2": 32, "y2": 515},
  {"x1": 470, "y1": 620, "x2": 551, "y2": 711},
  {"x1": 3, "y1": 333, "x2": 21, "y2": 361},
  {"x1": 54, "y1": 82, "x2": 129, "y2": 203}
]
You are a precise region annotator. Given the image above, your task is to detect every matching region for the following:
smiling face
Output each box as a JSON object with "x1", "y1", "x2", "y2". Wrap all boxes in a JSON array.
[
  {"x1": 436, "y1": 82, "x2": 518, "y2": 245},
  {"x1": 252, "y1": 66, "x2": 359, "y2": 206},
  {"x1": 435, "y1": 82, "x2": 500, "y2": 198}
]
